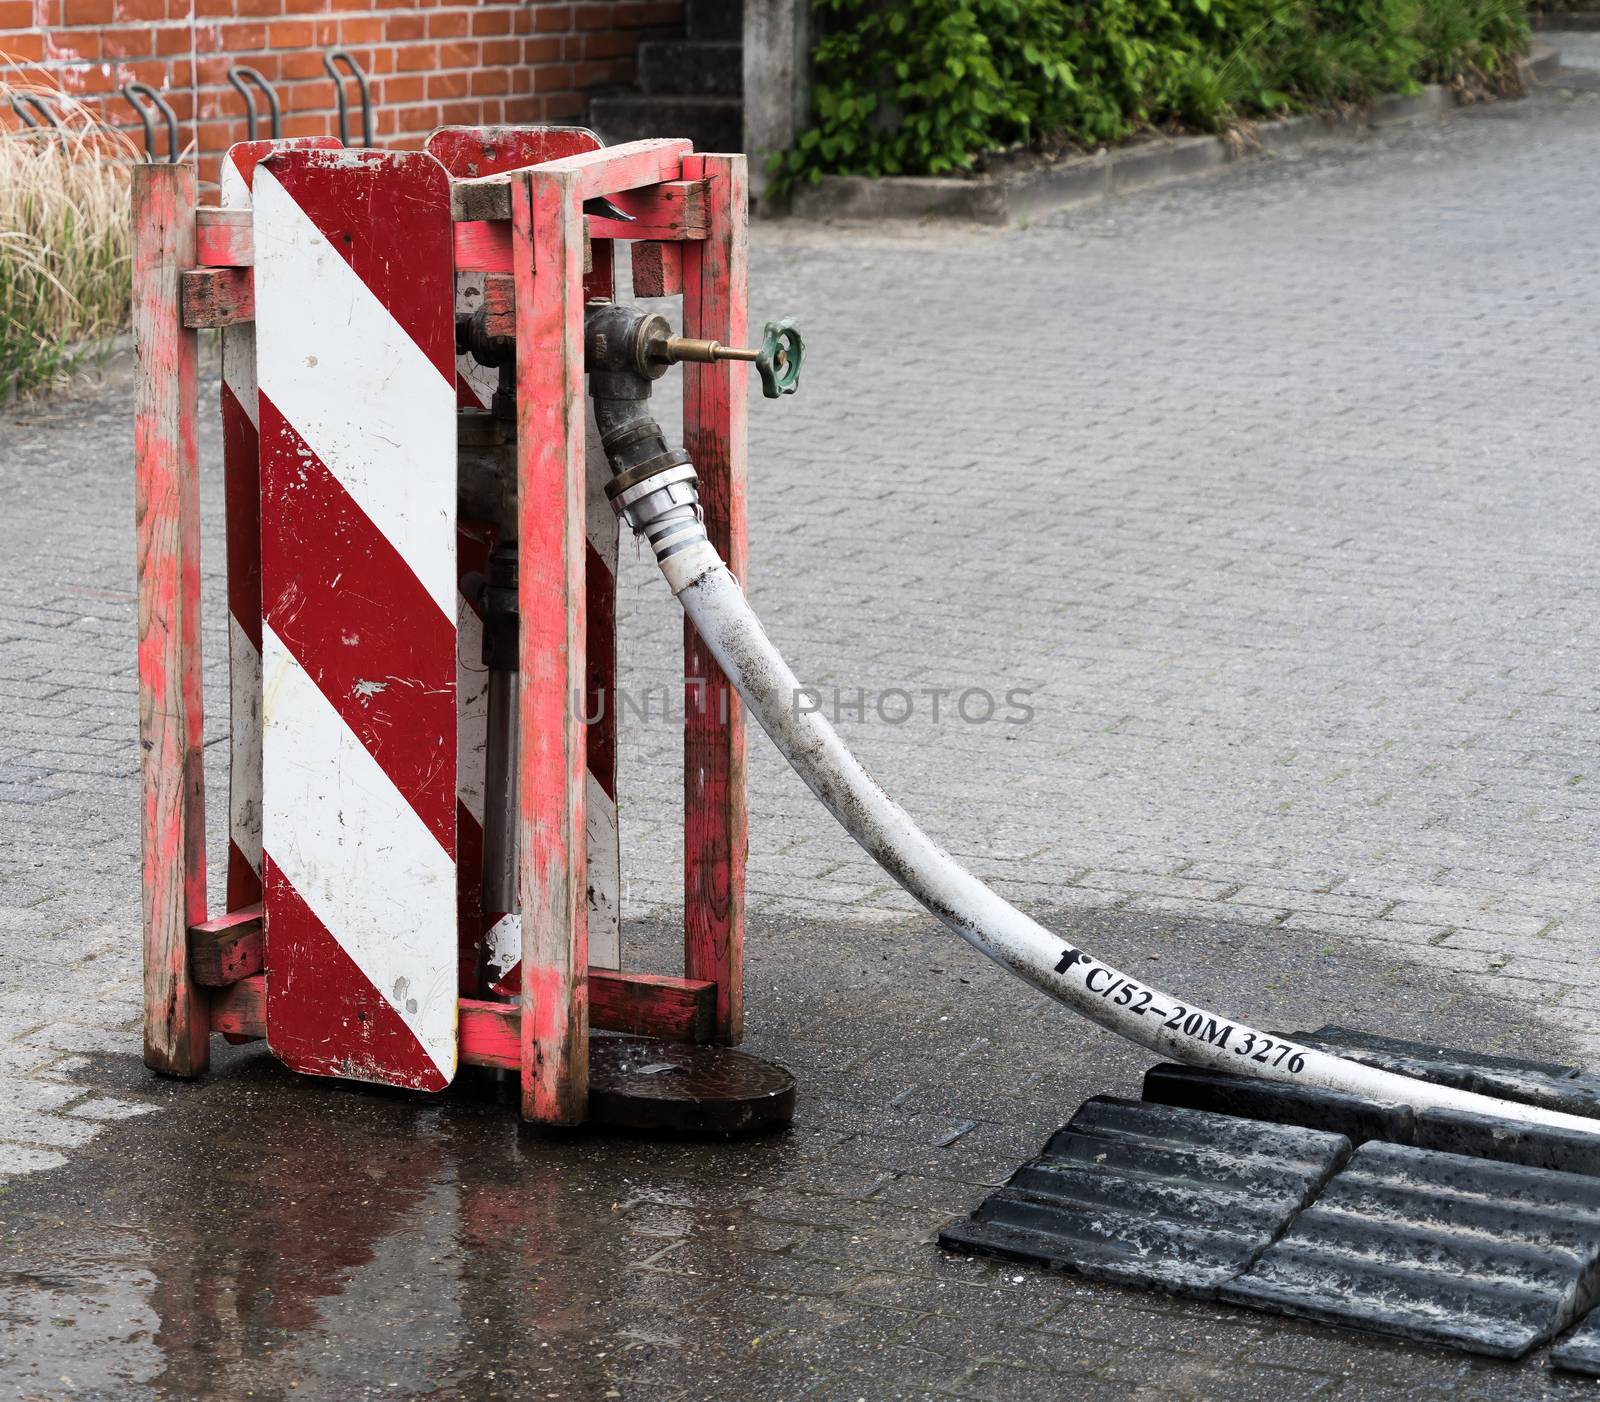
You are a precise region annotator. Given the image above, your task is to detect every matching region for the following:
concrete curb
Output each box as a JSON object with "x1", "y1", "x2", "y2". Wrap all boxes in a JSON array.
[
  {"x1": 790, "y1": 44, "x2": 1559, "y2": 225},
  {"x1": 1533, "y1": 12, "x2": 1600, "y2": 30}
]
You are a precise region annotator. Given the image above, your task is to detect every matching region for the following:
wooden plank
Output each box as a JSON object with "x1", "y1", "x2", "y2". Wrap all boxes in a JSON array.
[
  {"x1": 460, "y1": 997, "x2": 520, "y2": 1070},
  {"x1": 189, "y1": 904, "x2": 263, "y2": 985},
  {"x1": 482, "y1": 272, "x2": 514, "y2": 339},
  {"x1": 515, "y1": 166, "x2": 589, "y2": 1125},
  {"x1": 536, "y1": 138, "x2": 691, "y2": 200},
  {"x1": 591, "y1": 970, "x2": 714, "y2": 1043},
  {"x1": 190, "y1": 195, "x2": 687, "y2": 271},
  {"x1": 680, "y1": 153, "x2": 750, "y2": 1046},
  {"x1": 206, "y1": 967, "x2": 715, "y2": 1058},
  {"x1": 452, "y1": 219, "x2": 510, "y2": 272},
  {"x1": 211, "y1": 974, "x2": 265, "y2": 1039},
  {"x1": 195, "y1": 206, "x2": 252, "y2": 266},
  {"x1": 590, "y1": 179, "x2": 710, "y2": 241},
  {"x1": 631, "y1": 241, "x2": 684, "y2": 298},
  {"x1": 133, "y1": 162, "x2": 210, "y2": 1079},
  {"x1": 453, "y1": 220, "x2": 592, "y2": 276},
  {"x1": 451, "y1": 138, "x2": 690, "y2": 220},
  {"x1": 181, "y1": 266, "x2": 253, "y2": 329},
  {"x1": 462, "y1": 972, "x2": 716, "y2": 1069},
  {"x1": 452, "y1": 179, "x2": 516, "y2": 224}
]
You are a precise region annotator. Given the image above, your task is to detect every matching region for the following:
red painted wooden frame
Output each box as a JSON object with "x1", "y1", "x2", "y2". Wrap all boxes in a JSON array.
[
  {"x1": 139, "y1": 135, "x2": 751, "y2": 1125},
  {"x1": 133, "y1": 162, "x2": 209, "y2": 1079},
  {"x1": 681, "y1": 152, "x2": 749, "y2": 1044}
]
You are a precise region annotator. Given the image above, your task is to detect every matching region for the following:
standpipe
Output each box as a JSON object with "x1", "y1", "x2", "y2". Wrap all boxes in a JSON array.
[{"x1": 580, "y1": 304, "x2": 1595, "y2": 1134}]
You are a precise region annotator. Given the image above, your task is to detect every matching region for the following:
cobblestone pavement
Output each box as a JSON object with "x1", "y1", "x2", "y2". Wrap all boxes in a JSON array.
[{"x1": 1, "y1": 49, "x2": 1599, "y2": 1400}]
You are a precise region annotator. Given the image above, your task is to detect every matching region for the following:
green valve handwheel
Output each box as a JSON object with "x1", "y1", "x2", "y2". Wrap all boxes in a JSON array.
[{"x1": 756, "y1": 318, "x2": 803, "y2": 398}]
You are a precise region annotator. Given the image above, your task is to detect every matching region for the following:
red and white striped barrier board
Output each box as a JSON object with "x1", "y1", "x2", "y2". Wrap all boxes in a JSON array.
[
  {"x1": 218, "y1": 137, "x2": 340, "y2": 912},
  {"x1": 255, "y1": 148, "x2": 459, "y2": 1090},
  {"x1": 426, "y1": 126, "x2": 622, "y2": 987}
]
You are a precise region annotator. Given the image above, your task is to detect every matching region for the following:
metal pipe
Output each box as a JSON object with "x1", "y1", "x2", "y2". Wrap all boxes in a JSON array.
[{"x1": 584, "y1": 311, "x2": 1600, "y2": 1135}]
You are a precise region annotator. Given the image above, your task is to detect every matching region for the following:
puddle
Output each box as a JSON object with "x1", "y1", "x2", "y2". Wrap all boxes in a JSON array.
[{"x1": 0, "y1": 907, "x2": 1590, "y2": 1401}]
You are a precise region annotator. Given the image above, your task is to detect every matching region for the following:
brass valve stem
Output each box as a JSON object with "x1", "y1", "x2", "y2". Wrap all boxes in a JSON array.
[{"x1": 653, "y1": 335, "x2": 761, "y2": 365}]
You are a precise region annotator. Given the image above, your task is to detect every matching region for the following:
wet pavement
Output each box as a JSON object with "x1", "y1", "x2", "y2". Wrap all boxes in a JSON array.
[
  {"x1": 5, "y1": 36, "x2": 1600, "y2": 1402},
  {"x1": 2, "y1": 907, "x2": 1596, "y2": 1400}
]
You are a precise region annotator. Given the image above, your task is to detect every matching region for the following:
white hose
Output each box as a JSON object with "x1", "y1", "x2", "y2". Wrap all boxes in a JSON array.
[{"x1": 654, "y1": 536, "x2": 1598, "y2": 1135}]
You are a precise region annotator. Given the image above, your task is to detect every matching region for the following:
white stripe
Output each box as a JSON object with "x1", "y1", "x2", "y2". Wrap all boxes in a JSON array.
[
  {"x1": 228, "y1": 612, "x2": 263, "y2": 875},
  {"x1": 221, "y1": 149, "x2": 262, "y2": 878},
  {"x1": 220, "y1": 155, "x2": 258, "y2": 425},
  {"x1": 484, "y1": 914, "x2": 520, "y2": 986},
  {"x1": 253, "y1": 164, "x2": 458, "y2": 620},
  {"x1": 220, "y1": 146, "x2": 250, "y2": 208},
  {"x1": 454, "y1": 271, "x2": 497, "y2": 411},
  {"x1": 222, "y1": 323, "x2": 258, "y2": 429},
  {"x1": 584, "y1": 414, "x2": 622, "y2": 968},
  {"x1": 456, "y1": 589, "x2": 488, "y2": 829},
  {"x1": 585, "y1": 772, "x2": 619, "y2": 969},
  {"x1": 262, "y1": 621, "x2": 457, "y2": 1082}
]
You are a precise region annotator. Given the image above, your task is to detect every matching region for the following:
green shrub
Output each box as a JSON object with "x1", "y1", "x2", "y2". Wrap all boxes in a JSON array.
[
  {"x1": 1415, "y1": 0, "x2": 1528, "y2": 85},
  {"x1": 775, "y1": 0, "x2": 1530, "y2": 188}
]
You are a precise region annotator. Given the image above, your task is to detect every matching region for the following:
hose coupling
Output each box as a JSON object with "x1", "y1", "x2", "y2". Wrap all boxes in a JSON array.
[{"x1": 605, "y1": 460, "x2": 704, "y2": 563}]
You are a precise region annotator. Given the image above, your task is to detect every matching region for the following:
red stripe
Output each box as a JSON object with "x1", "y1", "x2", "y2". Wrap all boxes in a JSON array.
[
  {"x1": 226, "y1": 136, "x2": 341, "y2": 194},
  {"x1": 258, "y1": 393, "x2": 456, "y2": 851},
  {"x1": 262, "y1": 855, "x2": 446, "y2": 1092},
  {"x1": 221, "y1": 379, "x2": 263, "y2": 653},
  {"x1": 227, "y1": 839, "x2": 262, "y2": 909},
  {"x1": 584, "y1": 539, "x2": 616, "y2": 801},
  {"x1": 261, "y1": 149, "x2": 456, "y2": 383},
  {"x1": 458, "y1": 519, "x2": 494, "y2": 600},
  {"x1": 586, "y1": 239, "x2": 615, "y2": 303}
]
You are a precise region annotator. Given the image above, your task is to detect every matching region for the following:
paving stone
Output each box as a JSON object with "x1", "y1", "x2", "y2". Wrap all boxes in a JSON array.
[
  {"x1": 0, "y1": 1144, "x2": 68, "y2": 1177},
  {"x1": 3, "y1": 56, "x2": 1600, "y2": 1402}
]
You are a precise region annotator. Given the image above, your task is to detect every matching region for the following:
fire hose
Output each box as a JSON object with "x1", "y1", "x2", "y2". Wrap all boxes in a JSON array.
[{"x1": 494, "y1": 302, "x2": 1600, "y2": 1135}]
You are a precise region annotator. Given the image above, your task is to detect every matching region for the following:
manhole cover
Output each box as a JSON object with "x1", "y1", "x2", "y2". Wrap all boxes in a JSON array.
[{"x1": 587, "y1": 1036, "x2": 796, "y2": 1136}]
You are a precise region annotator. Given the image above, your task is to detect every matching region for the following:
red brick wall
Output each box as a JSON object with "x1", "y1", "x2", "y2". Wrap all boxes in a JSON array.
[{"x1": 0, "y1": 0, "x2": 679, "y2": 182}]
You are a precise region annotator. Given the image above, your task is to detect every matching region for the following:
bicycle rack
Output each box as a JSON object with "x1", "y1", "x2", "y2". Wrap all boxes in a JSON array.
[
  {"x1": 226, "y1": 65, "x2": 281, "y2": 142},
  {"x1": 121, "y1": 82, "x2": 179, "y2": 163},
  {"x1": 8, "y1": 92, "x2": 67, "y2": 141},
  {"x1": 323, "y1": 49, "x2": 373, "y2": 148}
]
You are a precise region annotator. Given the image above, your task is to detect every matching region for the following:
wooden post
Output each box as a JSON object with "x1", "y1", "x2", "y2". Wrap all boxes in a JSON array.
[
  {"x1": 133, "y1": 162, "x2": 209, "y2": 1078},
  {"x1": 680, "y1": 153, "x2": 749, "y2": 1045},
  {"x1": 514, "y1": 167, "x2": 589, "y2": 1124}
]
